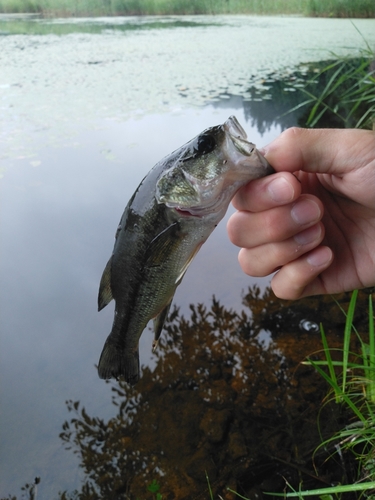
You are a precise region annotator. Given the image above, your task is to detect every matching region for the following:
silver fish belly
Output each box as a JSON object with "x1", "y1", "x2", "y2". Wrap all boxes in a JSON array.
[{"x1": 97, "y1": 116, "x2": 274, "y2": 384}]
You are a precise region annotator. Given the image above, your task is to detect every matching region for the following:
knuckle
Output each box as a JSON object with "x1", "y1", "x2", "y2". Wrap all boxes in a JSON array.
[
  {"x1": 238, "y1": 247, "x2": 277, "y2": 277},
  {"x1": 238, "y1": 249, "x2": 261, "y2": 276},
  {"x1": 283, "y1": 126, "x2": 304, "y2": 140},
  {"x1": 262, "y1": 213, "x2": 286, "y2": 242},
  {"x1": 271, "y1": 272, "x2": 304, "y2": 300}
]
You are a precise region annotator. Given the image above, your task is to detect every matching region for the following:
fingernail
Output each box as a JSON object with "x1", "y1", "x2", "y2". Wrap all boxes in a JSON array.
[
  {"x1": 294, "y1": 224, "x2": 321, "y2": 245},
  {"x1": 307, "y1": 247, "x2": 332, "y2": 267},
  {"x1": 267, "y1": 177, "x2": 294, "y2": 203},
  {"x1": 291, "y1": 199, "x2": 321, "y2": 225}
]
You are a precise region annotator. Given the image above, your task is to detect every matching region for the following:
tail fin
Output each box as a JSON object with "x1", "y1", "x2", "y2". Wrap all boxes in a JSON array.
[{"x1": 98, "y1": 340, "x2": 140, "y2": 385}]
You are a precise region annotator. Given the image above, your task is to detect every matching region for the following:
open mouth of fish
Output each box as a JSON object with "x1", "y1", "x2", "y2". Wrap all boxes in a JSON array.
[
  {"x1": 224, "y1": 115, "x2": 248, "y2": 143},
  {"x1": 172, "y1": 117, "x2": 253, "y2": 218},
  {"x1": 174, "y1": 207, "x2": 200, "y2": 217},
  {"x1": 155, "y1": 115, "x2": 273, "y2": 219}
]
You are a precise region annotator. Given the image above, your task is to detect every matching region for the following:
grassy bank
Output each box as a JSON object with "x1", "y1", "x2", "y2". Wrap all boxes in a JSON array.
[{"x1": 0, "y1": 0, "x2": 374, "y2": 17}]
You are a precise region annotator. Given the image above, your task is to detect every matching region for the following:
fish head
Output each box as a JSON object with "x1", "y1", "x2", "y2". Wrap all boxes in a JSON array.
[{"x1": 155, "y1": 115, "x2": 274, "y2": 217}]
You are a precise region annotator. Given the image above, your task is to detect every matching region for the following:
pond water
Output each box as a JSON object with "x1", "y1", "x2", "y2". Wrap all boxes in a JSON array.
[{"x1": 1, "y1": 14, "x2": 374, "y2": 499}]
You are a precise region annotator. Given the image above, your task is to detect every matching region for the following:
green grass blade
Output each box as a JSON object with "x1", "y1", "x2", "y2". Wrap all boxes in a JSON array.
[
  {"x1": 205, "y1": 471, "x2": 213, "y2": 500},
  {"x1": 319, "y1": 63, "x2": 349, "y2": 97},
  {"x1": 369, "y1": 295, "x2": 374, "y2": 367},
  {"x1": 264, "y1": 481, "x2": 375, "y2": 497},
  {"x1": 362, "y1": 342, "x2": 371, "y2": 381},
  {"x1": 342, "y1": 290, "x2": 358, "y2": 392},
  {"x1": 319, "y1": 324, "x2": 339, "y2": 400},
  {"x1": 227, "y1": 488, "x2": 252, "y2": 499},
  {"x1": 302, "y1": 360, "x2": 370, "y2": 370},
  {"x1": 350, "y1": 20, "x2": 373, "y2": 52},
  {"x1": 356, "y1": 107, "x2": 375, "y2": 128},
  {"x1": 304, "y1": 63, "x2": 346, "y2": 126},
  {"x1": 308, "y1": 359, "x2": 366, "y2": 422},
  {"x1": 277, "y1": 97, "x2": 315, "y2": 118},
  {"x1": 367, "y1": 294, "x2": 375, "y2": 401},
  {"x1": 307, "y1": 105, "x2": 329, "y2": 128}
]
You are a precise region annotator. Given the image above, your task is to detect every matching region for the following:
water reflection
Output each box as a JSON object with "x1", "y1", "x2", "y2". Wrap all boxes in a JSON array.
[
  {"x1": 58, "y1": 287, "x2": 371, "y2": 499},
  {"x1": 210, "y1": 82, "x2": 303, "y2": 135}
]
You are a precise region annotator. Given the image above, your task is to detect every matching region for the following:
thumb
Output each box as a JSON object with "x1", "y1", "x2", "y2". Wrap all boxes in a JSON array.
[{"x1": 261, "y1": 127, "x2": 375, "y2": 176}]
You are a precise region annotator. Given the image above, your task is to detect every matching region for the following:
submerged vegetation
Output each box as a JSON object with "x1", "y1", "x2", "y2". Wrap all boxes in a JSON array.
[{"x1": 0, "y1": 0, "x2": 374, "y2": 17}]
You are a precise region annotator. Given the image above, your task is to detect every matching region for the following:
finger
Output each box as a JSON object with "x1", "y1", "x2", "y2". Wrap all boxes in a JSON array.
[
  {"x1": 237, "y1": 222, "x2": 324, "y2": 276},
  {"x1": 227, "y1": 195, "x2": 323, "y2": 248},
  {"x1": 232, "y1": 172, "x2": 301, "y2": 212},
  {"x1": 261, "y1": 127, "x2": 375, "y2": 176},
  {"x1": 270, "y1": 246, "x2": 334, "y2": 300}
]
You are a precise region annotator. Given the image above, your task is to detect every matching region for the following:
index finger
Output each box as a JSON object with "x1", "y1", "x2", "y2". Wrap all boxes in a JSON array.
[{"x1": 232, "y1": 171, "x2": 301, "y2": 212}]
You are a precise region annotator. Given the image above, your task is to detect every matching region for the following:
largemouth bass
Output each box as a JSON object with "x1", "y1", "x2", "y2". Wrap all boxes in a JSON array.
[{"x1": 97, "y1": 116, "x2": 274, "y2": 384}]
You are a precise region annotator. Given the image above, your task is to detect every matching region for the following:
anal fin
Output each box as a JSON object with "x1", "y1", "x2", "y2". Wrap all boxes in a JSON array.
[{"x1": 152, "y1": 300, "x2": 172, "y2": 352}]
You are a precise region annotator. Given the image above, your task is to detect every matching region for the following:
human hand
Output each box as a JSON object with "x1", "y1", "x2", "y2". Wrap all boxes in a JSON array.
[{"x1": 227, "y1": 127, "x2": 375, "y2": 299}]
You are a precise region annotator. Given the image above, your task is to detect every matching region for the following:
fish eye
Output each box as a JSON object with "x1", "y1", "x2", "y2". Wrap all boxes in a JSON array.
[{"x1": 195, "y1": 134, "x2": 216, "y2": 155}]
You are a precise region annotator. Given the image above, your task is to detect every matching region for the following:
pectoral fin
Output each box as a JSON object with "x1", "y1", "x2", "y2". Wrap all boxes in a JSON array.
[
  {"x1": 152, "y1": 300, "x2": 173, "y2": 352},
  {"x1": 175, "y1": 244, "x2": 202, "y2": 284},
  {"x1": 145, "y1": 222, "x2": 182, "y2": 268},
  {"x1": 98, "y1": 257, "x2": 114, "y2": 311}
]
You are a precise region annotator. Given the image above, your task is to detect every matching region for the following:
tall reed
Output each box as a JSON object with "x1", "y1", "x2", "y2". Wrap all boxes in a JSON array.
[
  {"x1": 309, "y1": 0, "x2": 375, "y2": 18},
  {"x1": 0, "y1": 0, "x2": 374, "y2": 17}
]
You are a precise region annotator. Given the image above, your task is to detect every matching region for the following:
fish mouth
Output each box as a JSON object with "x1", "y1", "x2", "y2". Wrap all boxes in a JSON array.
[
  {"x1": 224, "y1": 115, "x2": 256, "y2": 157},
  {"x1": 170, "y1": 117, "x2": 255, "y2": 218},
  {"x1": 174, "y1": 207, "x2": 201, "y2": 218},
  {"x1": 224, "y1": 115, "x2": 247, "y2": 140},
  {"x1": 224, "y1": 115, "x2": 274, "y2": 176}
]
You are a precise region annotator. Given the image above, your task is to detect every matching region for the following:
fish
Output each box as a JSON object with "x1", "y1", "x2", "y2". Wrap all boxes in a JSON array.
[{"x1": 97, "y1": 115, "x2": 274, "y2": 384}]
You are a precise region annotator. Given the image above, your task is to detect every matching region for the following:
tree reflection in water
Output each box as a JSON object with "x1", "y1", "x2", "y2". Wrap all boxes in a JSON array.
[{"x1": 59, "y1": 287, "x2": 371, "y2": 499}]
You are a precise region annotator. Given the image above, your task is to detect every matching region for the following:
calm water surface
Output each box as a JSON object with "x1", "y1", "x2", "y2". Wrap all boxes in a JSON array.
[{"x1": 1, "y1": 14, "x2": 374, "y2": 498}]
